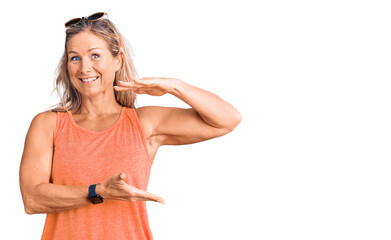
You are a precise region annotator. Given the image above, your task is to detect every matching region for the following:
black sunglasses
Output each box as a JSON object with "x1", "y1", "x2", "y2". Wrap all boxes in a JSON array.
[{"x1": 64, "y1": 12, "x2": 108, "y2": 28}]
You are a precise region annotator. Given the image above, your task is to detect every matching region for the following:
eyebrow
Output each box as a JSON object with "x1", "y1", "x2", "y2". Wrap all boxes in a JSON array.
[{"x1": 67, "y1": 47, "x2": 102, "y2": 55}]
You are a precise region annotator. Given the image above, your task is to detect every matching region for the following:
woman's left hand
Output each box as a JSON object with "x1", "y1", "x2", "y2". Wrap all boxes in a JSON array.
[{"x1": 114, "y1": 77, "x2": 179, "y2": 96}]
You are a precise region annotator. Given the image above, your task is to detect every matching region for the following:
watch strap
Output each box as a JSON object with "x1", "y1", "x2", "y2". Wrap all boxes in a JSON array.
[
  {"x1": 88, "y1": 183, "x2": 103, "y2": 204},
  {"x1": 88, "y1": 183, "x2": 99, "y2": 198}
]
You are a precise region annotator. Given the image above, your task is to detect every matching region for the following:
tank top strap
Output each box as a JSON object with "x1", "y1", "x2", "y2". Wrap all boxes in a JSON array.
[
  {"x1": 124, "y1": 107, "x2": 153, "y2": 164},
  {"x1": 127, "y1": 108, "x2": 144, "y2": 132},
  {"x1": 53, "y1": 111, "x2": 69, "y2": 145}
]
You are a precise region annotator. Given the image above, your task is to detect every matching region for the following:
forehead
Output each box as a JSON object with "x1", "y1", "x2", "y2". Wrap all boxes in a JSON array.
[{"x1": 67, "y1": 31, "x2": 109, "y2": 52}]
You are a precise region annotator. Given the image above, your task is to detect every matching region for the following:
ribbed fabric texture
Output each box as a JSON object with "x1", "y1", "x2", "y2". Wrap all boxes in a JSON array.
[{"x1": 41, "y1": 106, "x2": 154, "y2": 240}]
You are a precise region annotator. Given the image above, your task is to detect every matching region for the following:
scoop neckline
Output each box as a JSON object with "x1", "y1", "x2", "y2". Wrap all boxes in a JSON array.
[{"x1": 67, "y1": 106, "x2": 126, "y2": 134}]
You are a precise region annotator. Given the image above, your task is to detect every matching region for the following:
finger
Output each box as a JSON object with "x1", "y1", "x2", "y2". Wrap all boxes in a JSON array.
[
  {"x1": 133, "y1": 188, "x2": 164, "y2": 204},
  {"x1": 113, "y1": 86, "x2": 149, "y2": 94},
  {"x1": 113, "y1": 85, "x2": 132, "y2": 91},
  {"x1": 114, "y1": 85, "x2": 144, "y2": 92},
  {"x1": 135, "y1": 78, "x2": 157, "y2": 85},
  {"x1": 115, "y1": 81, "x2": 146, "y2": 90},
  {"x1": 138, "y1": 77, "x2": 153, "y2": 81},
  {"x1": 139, "y1": 77, "x2": 162, "y2": 81},
  {"x1": 118, "y1": 80, "x2": 143, "y2": 87},
  {"x1": 130, "y1": 196, "x2": 165, "y2": 204},
  {"x1": 117, "y1": 172, "x2": 126, "y2": 181}
]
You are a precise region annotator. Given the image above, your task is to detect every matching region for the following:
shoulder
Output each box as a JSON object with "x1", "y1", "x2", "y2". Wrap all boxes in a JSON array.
[
  {"x1": 134, "y1": 106, "x2": 170, "y2": 139},
  {"x1": 134, "y1": 106, "x2": 158, "y2": 140},
  {"x1": 135, "y1": 105, "x2": 166, "y2": 118},
  {"x1": 134, "y1": 106, "x2": 173, "y2": 125},
  {"x1": 32, "y1": 110, "x2": 57, "y2": 126},
  {"x1": 30, "y1": 110, "x2": 58, "y2": 140}
]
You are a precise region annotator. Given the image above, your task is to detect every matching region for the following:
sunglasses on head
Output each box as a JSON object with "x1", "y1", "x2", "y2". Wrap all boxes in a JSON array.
[{"x1": 65, "y1": 12, "x2": 108, "y2": 28}]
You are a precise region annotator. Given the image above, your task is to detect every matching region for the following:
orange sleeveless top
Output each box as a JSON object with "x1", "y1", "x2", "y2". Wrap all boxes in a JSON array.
[{"x1": 41, "y1": 106, "x2": 154, "y2": 240}]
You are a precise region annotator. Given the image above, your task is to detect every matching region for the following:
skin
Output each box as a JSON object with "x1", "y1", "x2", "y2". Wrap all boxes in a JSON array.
[{"x1": 19, "y1": 31, "x2": 242, "y2": 214}]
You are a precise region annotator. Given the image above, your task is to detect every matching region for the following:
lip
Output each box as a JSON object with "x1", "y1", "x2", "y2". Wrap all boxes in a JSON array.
[{"x1": 79, "y1": 76, "x2": 99, "y2": 84}]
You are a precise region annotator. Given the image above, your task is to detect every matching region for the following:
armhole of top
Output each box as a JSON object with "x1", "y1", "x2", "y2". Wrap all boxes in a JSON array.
[
  {"x1": 53, "y1": 111, "x2": 61, "y2": 145},
  {"x1": 130, "y1": 108, "x2": 153, "y2": 165}
]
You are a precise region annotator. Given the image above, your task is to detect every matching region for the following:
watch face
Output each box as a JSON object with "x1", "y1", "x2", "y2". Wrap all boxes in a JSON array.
[{"x1": 90, "y1": 196, "x2": 103, "y2": 204}]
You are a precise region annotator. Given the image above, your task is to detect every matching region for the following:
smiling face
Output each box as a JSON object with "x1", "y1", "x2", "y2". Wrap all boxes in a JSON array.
[{"x1": 67, "y1": 31, "x2": 121, "y2": 97}]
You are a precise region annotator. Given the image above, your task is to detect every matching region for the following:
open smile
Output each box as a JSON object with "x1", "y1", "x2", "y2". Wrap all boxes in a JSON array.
[{"x1": 79, "y1": 76, "x2": 99, "y2": 84}]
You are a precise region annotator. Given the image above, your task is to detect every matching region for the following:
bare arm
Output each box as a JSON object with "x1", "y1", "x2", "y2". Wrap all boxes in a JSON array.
[
  {"x1": 19, "y1": 111, "x2": 163, "y2": 215},
  {"x1": 169, "y1": 79, "x2": 242, "y2": 131},
  {"x1": 158, "y1": 79, "x2": 242, "y2": 145},
  {"x1": 19, "y1": 111, "x2": 91, "y2": 214},
  {"x1": 119, "y1": 78, "x2": 242, "y2": 146}
]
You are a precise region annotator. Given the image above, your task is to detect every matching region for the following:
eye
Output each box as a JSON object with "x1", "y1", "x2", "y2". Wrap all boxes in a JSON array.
[
  {"x1": 70, "y1": 56, "x2": 80, "y2": 62},
  {"x1": 92, "y1": 53, "x2": 100, "y2": 59}
]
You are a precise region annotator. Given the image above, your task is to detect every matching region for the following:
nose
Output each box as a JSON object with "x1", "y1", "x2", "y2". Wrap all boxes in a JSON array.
[{"x1": 80, "y1": 58, "x2": 92, "y2": 74}]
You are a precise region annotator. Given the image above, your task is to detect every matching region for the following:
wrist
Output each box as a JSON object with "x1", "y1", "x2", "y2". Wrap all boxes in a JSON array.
[
  {"x1": 95, "y1": 184, "x2": 106, "y2": 199},
  {"x1": 168, "y1": 78, "x2": 185, "y2": 96}
]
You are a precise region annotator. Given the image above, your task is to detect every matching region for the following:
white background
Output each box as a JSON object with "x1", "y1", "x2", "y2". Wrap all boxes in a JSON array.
[{"x1": 1, "y1": 0, "x2": 390, "y2": 239}]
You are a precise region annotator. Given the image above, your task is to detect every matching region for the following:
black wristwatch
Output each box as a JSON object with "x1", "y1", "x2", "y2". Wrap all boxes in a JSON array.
[{"x1": 88, "y1": 183, "x2": 103, "y2": 204}]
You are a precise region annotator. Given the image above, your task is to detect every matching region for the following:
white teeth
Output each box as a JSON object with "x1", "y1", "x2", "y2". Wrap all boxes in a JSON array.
[{"x1": 80, "y1": 77, "x2": 98, "y2": 82}]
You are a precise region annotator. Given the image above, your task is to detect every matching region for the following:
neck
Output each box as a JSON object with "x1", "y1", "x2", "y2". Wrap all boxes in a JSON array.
[{"x1": 74, "y1": 93, "x2": 123, "y2": 116}]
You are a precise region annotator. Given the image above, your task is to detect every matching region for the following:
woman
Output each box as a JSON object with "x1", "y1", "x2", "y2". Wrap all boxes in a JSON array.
[{"x1": 19, "y1": 12, "x2": 241, "y2": 239}]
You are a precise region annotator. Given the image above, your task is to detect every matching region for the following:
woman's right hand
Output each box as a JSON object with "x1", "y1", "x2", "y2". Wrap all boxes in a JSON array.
[{"x1": 98, "y1": 173, "x2": 164, "y2": 204}]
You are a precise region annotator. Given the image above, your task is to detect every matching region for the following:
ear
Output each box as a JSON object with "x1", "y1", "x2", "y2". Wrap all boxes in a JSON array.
[{"x1": 114, "y1": 52, "x2": 122, "y2": 72}]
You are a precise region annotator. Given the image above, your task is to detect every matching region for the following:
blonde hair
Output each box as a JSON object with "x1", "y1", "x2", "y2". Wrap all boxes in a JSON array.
[{"x1": 49, "y1": 17, "x2": 138, "y2": 112}]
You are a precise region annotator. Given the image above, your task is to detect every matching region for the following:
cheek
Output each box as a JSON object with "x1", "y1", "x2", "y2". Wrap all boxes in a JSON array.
[
  {"x1": 68, "y1": 63, "x2": 78, "y2": 76},
  {"x1": 96, "y1": 61, "x2": 116, "y2": 79},
  {"x1": 94, "y1": 61, "x2": 107, "y2": 72}
]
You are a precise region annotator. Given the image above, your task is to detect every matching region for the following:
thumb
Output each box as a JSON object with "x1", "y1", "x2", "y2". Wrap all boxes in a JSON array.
[{"x1": 118, "y1": 172, "x2": 126, "y2": 181}]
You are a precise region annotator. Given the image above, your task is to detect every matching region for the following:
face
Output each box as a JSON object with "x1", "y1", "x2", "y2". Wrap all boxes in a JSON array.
[{"x1": 67, "y1": 31, "x2": 121, "y2": 97}]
